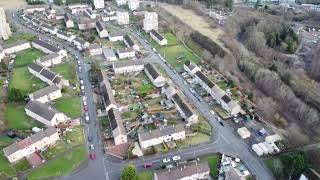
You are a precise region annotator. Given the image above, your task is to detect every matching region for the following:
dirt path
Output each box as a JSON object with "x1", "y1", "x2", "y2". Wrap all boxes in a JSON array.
[
  {"x1": 0, "y1": 0, "x2": 27, "y2": 10},
  {"x1": 160, "y1": 4, "x2": 227, "y2": 50}
]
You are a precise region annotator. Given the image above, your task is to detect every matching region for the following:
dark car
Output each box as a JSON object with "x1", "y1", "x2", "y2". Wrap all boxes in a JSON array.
[
  {"x1": 88, "y1": 136, "x2": 93, "y2": 142},
  {"x1": 219, "y1": 121, "x2": 224, "y2": 126}
]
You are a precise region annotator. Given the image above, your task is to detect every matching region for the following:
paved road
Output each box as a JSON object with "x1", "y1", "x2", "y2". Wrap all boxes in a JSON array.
[{"x1": 12, "y1": 11, "x2": 274, "y2": 180}]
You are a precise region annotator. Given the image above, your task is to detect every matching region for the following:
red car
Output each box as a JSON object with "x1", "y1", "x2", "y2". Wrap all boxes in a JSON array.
[
  {"x1": 84, "y1": 105, "x2": 88, "y2": 111},
  {"x1": 89, "y1": 152, "x2": 96, "y2": 160},
  {"x1": 144, "y1": 163, "x2": 152, "y2": 168}
]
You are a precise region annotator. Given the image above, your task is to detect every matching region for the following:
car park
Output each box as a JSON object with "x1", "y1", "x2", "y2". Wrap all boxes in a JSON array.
[{"x1": 162, "y1": 158, "x2": 171, "y2": 163}]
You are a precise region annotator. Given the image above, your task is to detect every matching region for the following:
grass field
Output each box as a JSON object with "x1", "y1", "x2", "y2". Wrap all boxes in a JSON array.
[
  {"x1": 27, "y1": 146, "x2": 87, "y2": 180},
  {"x1": 5, "y1": 102, "x2": 42, "y2": 130},
  {"x1": 200, "y1": 154, "x2": 220, "y2": 178},
  {"x1": 13, "y1": 158, "x2": 30, "y2": 173},
  {"x1": 4, "y1": 32, "x2": 36, "y2": 43},
  {"x1": 0, "y1": 153, "x2": 15, "y2": 180},
  {"x1": 176, "y1": 133, "x2": 210, "y2": 148},
  {"x1": 137, "y1": 170, "x2": 153, "y2": 180},
  {"x1": 51, "y1": 61, "x2": 77, "y2": 84},
  {"x1": 54, "y1": 96, "x2": 81, "y2": 118},
  {"x1": 0, "y1": 136, "x2": 14, "y2": 148}
]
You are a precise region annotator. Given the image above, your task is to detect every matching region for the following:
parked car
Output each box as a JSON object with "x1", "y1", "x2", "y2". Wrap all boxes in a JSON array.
[
  {"x1": 88, "y1": 136, "x2": 93, "y2": 142},
  {"x1": 89, "y1": 152, "x2": 96, "y2": 160},
  {"x1": 163, "y1": 158, "x2": 171, "y2": 163},
  {"x1": 84, "y1": 105, "x2": 88, "y2": 111},
  {"x1": 89, "y1": 144, "x2": 94, "y2": 150},
  {"x1": 219, "y1": 121, "x2": 224, "y2": 126},
  {"x1": 143, "y1": 163, "x2": 152, "y2": 168},
  {"x1": 172, "y1": 156, "x2": 181, "y2": 161}
]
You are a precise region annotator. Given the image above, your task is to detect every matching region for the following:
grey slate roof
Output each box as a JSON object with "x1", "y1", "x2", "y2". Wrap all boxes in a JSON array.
[
  {"x1": 101, "y1": 80, "x2": 116, "y2": 107},
  {"x1": 25, "y1": 100, "x2": 60, "y2": 121},
  {"x1": 31, "y1": 85, "x2": 60, "y2": 99},
  {"x1": 124, "y1": 34, "x2": 135, "y2": 47},
  {"x1": 42, "y1": 23, "x2": 56, "y2": 31},
  {"x1": 102, "y1": 48, "x2": 116, "y2": 58},
  {"x1": 172, "y1": 93, "x2": 193, "y2": 118},
  {"x1": 3, "y1": 127, "x2": 58, "y2": 156},
  {"x1": 52, "y1": 76, "x2": 62, "y2": 84},
  {"x1": 195, "y1": 71, "x2": 214, "y2": 88},
  {"x1": 40, "y1": 68, "x2": 57, "y2": 81},
  {"x1": 113, "y1": 59, "x2": 144, "y2": 69},
  {"x1": 139, "y1": 124, "x2": 185, "y2": 141},
  {"x1": 28, "y1": 62, "x2": 44, "y2": 73},
  {"x1": 107, "y1": 108, "x2": 126, "y2": 134},
  {"x1": 109, "y1": 31, "x2": 123, "y2": 37},
  {"x1": 221, "y1": 94, "x2": 231, "y2": 103},
  {"x1": 154, "y1": 162, "x2": 210, "y2": 180},
  {"x1": 145, "y1": 63, "x2": 159, "y2": 79},
  {"x1": 150, "y1": 30, "x2": 164, "y2": 41},
  {"x1": 89, "y1": 43, "x2": 101, "y2": 50},
  {"x1": 118, "y1": 47, "x2": 135, "y2": 54},
  {"x1": 38, "y1": 53, "x2": 60, "y2": 62},
  {"x1": 96, "y1": 21, "x2": 105, "y2": 32},
  {"x1": 33, "y1": 40, "x2": 60, "y2": 53},
  {"x1": 3, "y1": 40, "x2": 29, "y2": 49},
  {"x1": 64, "y1": 13, "x2": 72, "y2": 22}
]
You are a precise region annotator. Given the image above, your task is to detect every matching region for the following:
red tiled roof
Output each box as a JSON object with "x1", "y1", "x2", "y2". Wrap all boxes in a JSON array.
[{"x1": 18, "y1": 138, "x2": 33, "y2": 149}]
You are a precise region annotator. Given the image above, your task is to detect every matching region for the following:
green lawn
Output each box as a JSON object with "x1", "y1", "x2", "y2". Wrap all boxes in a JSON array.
[
  {"x1": 51, "y1": 61, "x2": 77, "y2": 84},
  {"x1": 14, "y1": 49, "x2": 44, "y2": 67},
  {"x1": 137, "y1": 170, "x2": 153, "y2": 180},
  {"x1": 121, "y1": 110, "x2": 140, "y2": 121},
  {"x1": 176, "y1": 133, "x2": 210, "y2": 148},
  {"x1": 0, "y1": 153, "x2": 15, "y2": 180},
  {"x1": 0, "y1": 136, "x2": 14, "y2": 148},
  {"x1": 5, "y1": 103, "x2": 42, "y2": 130},
  {"x1": 138, "y1": 84, "x2": 154, "y2": 95},
  {"x1": 5, "y1": 32, "x2": 36, "y2": 44},
  {"x1": 54, "y1": 96, "x2": 81, "y2": 118},
  {"x1": 213, "y1": 105, "x2": 229, "y2": 119},
  {"x1": 27, "y1": 146, "x2": 88, "y2": 180},
  {"x1": 13, "y1": 158, "x2": 30, "y2": 173},
  {"x1": 200, "y1": 154, "x2": 220, "y2": 178}
]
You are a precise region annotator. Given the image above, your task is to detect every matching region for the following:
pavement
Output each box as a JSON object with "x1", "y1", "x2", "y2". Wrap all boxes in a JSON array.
[{"x1": 11, "y1": 10, "x2": 274, "y2": 180}]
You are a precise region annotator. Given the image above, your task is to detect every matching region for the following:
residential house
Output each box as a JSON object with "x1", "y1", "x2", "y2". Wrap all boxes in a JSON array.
[
  {"x1": 3, "y1": 127, "x2": 59, "y2": 163},
  {"x1": 36, "y1": 53, "x2": 63, "y2": 67},
  {"x1": 171, "y1": 93, "x2": 198, "y2": 124},
  {"x1": 28, "y1": 63, "x2": 70, "y2": 88},
  {"x1": 0, "y1": 8, "x2": 12, "y2": 40},
  {"x1": 113, "y1": 60, "x2": 144, "y2": 74},
  {"x1": 150, "y1": 30, "x2": 167, "y2": 46},
  {"x1": 143, "y1": 12, "x2": 158, "y2": 32},
  {"x1": 3, "y1": 40, "x2": 31, "y2": 54},
  {"x1": 154, "y1": 162, "x2": 210, "y2": 180},
  {"x1": 32, "y1": 40, "x2": 67, "y2": 57},
  {"x1": 101, "y1": 13, "x2": 117, "y2": 22},
  {"x1": 56, "y1": 30, "x2": 76, "y2": 42},
  {"x1": 100, "y1": 80, "x2": 117, "y2": 111},
  {"x1": 89, "y1": 43, "x2": 102, "y2": 56},
  {"x1": 25, "y1": 100, "x2": 68, "y2": 126},
  {"x1": 44, "y1": 8, "x2": 55, "y2": 19},
  {"x1": 96, "y1": 21, "x2": 108, "y2": 38},
  {"x1": 117, "y1": 47, "x2": 135, "y2": 59},
  {"x1": 77, "y1": 17, "x2": 95, "y2": 30},
  {"x1": 41, "y1": 23, "x2": 58, "y2": 35},
  {"x1": 144, "y1": 63, "x2": 166, "y2": 87},
  {"x1": 0, "y1": 46, "x2": 5, "y2": 61},
  {"x1": 184, "y1": 60, "x2": 200, "y2": 75},
  {"x1": 195, "y1": 71, "x2": 241, "y2": 115},
  {"x1": 107, "y1": 108, "x2": 128, "y2": 145},
  {"x1": 29, "y1": 85, "x2": 62, "y2": 103},
  {"x1": 84, "y1": 9, "x2": 96, "y2": 19},
  {"x1": 124, "y1": 34, "x2": 139, "y2": 51},
  {"x1": 93, "y1": 0, "x2": 105, "y2": 9},
  {"x1": 108, "y1": 32, "x2": 124, "y2": 42},
  {"x1": 128, "y1": 0, "x2": 139, "y2": 11},
  {"x1": 116, "y1": 11, "x2": 129, "y2": 25},
  {"x1": 103, "y1": 47, "x2": 117, "y2": 61},
  {"x1": 73, "y1": 37, "x2": 90, "y2": 50},
  {"x1": 300, "y1": 168, "x2": 320, "y2": 180},
  {"x1": 138, "y1": 124, "x2": 186, "y2": 149},
  {"x1": 104, "y1": 8, "x2": 115, "y2": 15},
  {"x1": 25, "y1": 5, "x2": 46, "y2": 14},
  {"x1": 116, "y1": 0, "x2": 128, "y2": 6},
  {"x1": 68, "y1": 3, "x2": 91, "y2": 14},
  {"x1": 163, "y1": 84, "x2": 177, "y2": 99},
  {"x1": 64, "y1": 13, "x2": 74, "y2": 28}
]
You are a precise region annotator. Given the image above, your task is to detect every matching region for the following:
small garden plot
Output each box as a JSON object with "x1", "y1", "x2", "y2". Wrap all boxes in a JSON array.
[
  {"x1": 5, "y1": 32, "x2": 36, "y2": 44},
  {"x1": 212, "y1": 105, "x2": 229, "y2": 119},
  {"x1": 137, "y1": 170, "x2": 153, "y2": 180},
  {"x1": 0, "y1": 153, "x2": 15, "y2": 180},
  {"x1": 51, "y1": 60, "x2": 77, "y2": 85},
  {"x1": 176, "y1": 132, "x2": 210, "y2": 149},
  {"x1": 54, "y1": 95, "x2": 81, "y2": 118},
  {"x1": 13, "y1": 158, "x2": 30, "y2": 173},
  {"x1": 200, "y1": 154, "x2": 221, "y2": 178}
]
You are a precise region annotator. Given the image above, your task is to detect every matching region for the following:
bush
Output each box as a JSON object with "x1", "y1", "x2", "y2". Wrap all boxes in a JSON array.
[
  {"x1": 26, "y1": 0, "x2": 45, "y2": 5},
  {"x1": 8, "y1": 88, "x2": 26, "y2": 102},
  {"x1": 190, "y1": 31, "x2": 226, "y2": 58}
]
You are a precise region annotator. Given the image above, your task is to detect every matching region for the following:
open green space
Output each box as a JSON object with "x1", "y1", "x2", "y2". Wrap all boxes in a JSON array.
[
  {"x1": 5, "y1": 102, "x2": 42, "y2": 130},
  {"x1": 176, "y1": 133, "x2": 210, "y2": 148},
  {"x1": 42, "y1": 126, "x2": 85, "y2": 160},
  {"x1": 0, "y1": 136, "x2": 14, "y2": 148},
  {"x1": 27, "y1": 145, "x2": 88, "y2": 180},
  {"x1": 54, "y1": 95, "x2": 81, "y2": 118},
  {"x1": 200, "y1": 154, "x2": 220, "y2": 178},
  {"x1": 51, "y1": 61, "x2": 77, "y2": 84},
  {"x1": 264, "y1": 151, "x2": 309, "y2": 179},
  {"x1": 5, "y1": 32, "x2": 36, "y2": 44},
  {"x1": 0, "y1": 153, "x2": 15, "y2": 180},
  {"x1": 14, "y1": 158, "x2": 30, "y2": 173},
  {"x1": 137, "y1": 170, "x2": 153, "y2": 180},
  {"x1": 14, "y1": 49, "x2": 44, "y2": 67}
]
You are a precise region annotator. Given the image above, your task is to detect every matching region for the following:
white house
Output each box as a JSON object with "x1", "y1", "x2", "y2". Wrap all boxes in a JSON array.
[
  {"x1": 117, "y1": 48, "x2": 135, "y2": 59},
  {"x1": 171, "y1": 93, "x2": 198, "y2": 124},
  {"x1": 108, "y1": 32, "x2": 124, "y2": 42},
  {"x1": 116, "y1": 0, "x2": 128, "y2": 6},
  {"x1": 116, "y1": 11, "x2": 129, "y2": 25},
  {"x1": 36, "y1": 53, "x2": 63, "y2": 67},
  {"x1": 56, "y1": 30, "x2": 76, "y2": 42},
  {"x1": 76, "y1": 17, "x2": 95, "y2": 30},
  {"x1": 41, "y1": 23, "x2": 59, "y2": 35},
  {"x1": 103, "y1": 48, "x2": 117, "y2": 61},
  {"x1": 95, "y1": 21, "x2": 108, "y2": 38},
  {"x1": 88, "y1": 43, "x2": 102, "y2": 56},
  {"x1": 29, "y1": 85, "x2": 62, "y2": 103},
  {"x1": 3, "y1": 127, "x2": 59, "y2": 163},
  {"x1": 195, "y1": 71, "x2": 241, "y2": 115},
  {"x1": 124, "y1": 34, "x2": 139, "y2": 51},
  {"x1": 113, "y1": 60, "x2": 144, "y2": 74},
  {"x1": 150, "y1": 30, "x2": 167, "y2": 46},
  {"x1": 101, "y1": 13, "x2": 117, "y2": 22},
  {"x1": 138, "y1": 124, "x2": 186, "y2": 149},
  {"x1": 68, "y1": 4, "x2": 91, "y2": 14},
  {"x1": 84, "y1": 9, "x2": 96, "y2": 19},
  {"x1": 154, "y1": 162, "x2": 210, "y2": 180},
  {"x1": 107, "y1": 108, "x2": 128, "y2": 145},
  {"x1": 64, "y1": 14, "x2": 74, "y2": 28},
  {"x1": 93, "y1": 0, "x2": 105, "y2": 9},
  {"x1": 144, "y1": 63, "x2": 166, "y2": 87},
  {"x1": 3, "y1": 41, "x2": 31, "y2": 55},
  {"x1": 184, "y1": 60, "x2": 200, "y2": 75},
  {"x1": 25, "y1": 100, "x2": 68, "y2": 126},
  {"x1": 25, "y1": 5, "x2": 46, "y2": 14},
  {"x1": 32, "y1": 40, "x2": 67, "y2": 57},
  {"x1": 73, "y1": 37, "x2": 90, "y2": 50},
  {"x1": 128, "y1": 0, "x2": 139, "y2": 11},
  {"x1": 143, "y1": 12, "x2": 158, "y2": 32}
]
